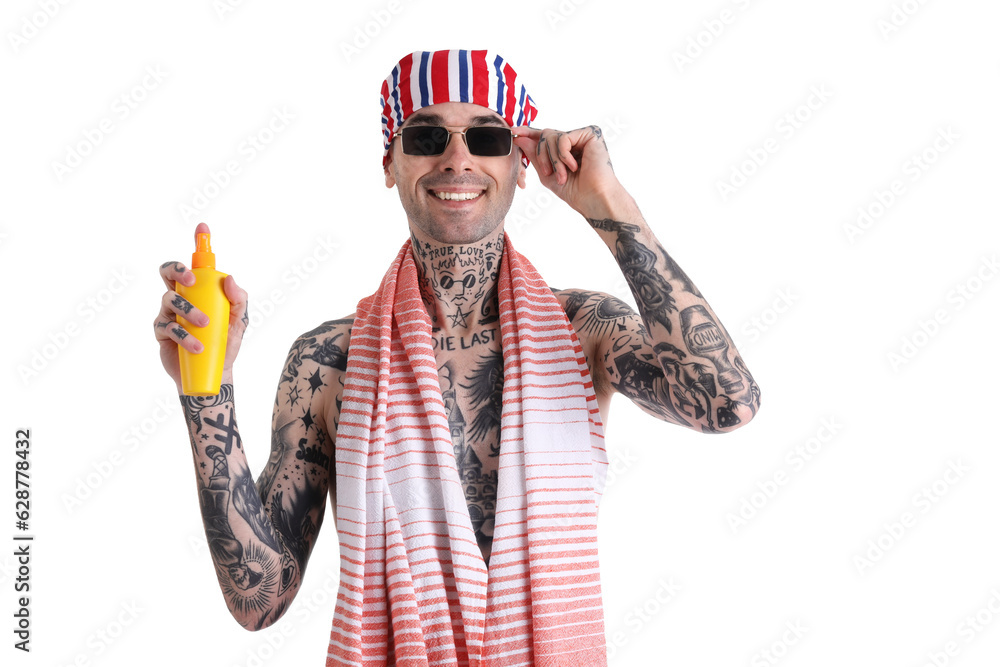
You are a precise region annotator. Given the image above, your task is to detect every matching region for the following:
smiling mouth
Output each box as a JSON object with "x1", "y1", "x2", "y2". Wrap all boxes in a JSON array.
[{"x1": 430, "y1": 190, "x2": 484, "y2": 201}]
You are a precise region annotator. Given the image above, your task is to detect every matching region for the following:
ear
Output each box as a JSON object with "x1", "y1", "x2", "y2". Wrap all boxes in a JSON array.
[{"x1": 384, "y1": 147, "x2": 396, "y2": 188}]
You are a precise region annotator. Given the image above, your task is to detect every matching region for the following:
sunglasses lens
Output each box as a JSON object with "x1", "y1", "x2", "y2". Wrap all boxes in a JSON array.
[
  {"x1": 466, "y1": 127, "x2": 511, "y2": 156},
  {"x1": 401, "y1": 126, "x2": 449, "y2": 155},
  {"x1": 400, "y1": 126, "x2": 513, "y2": 157}
]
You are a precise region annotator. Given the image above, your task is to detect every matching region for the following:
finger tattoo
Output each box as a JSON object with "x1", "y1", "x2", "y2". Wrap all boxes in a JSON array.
[{"x1": 172, "y1": 294, "x2": 194, "y2": 314}]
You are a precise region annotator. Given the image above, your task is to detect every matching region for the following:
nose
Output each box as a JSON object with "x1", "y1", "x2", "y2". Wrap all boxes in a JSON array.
[{"x1": 437, "y1": 129, "x2": 474, "y2": 172}]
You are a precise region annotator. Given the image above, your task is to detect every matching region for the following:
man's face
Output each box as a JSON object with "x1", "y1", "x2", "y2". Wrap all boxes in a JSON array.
[{"x1": 385, "y1": 102, "x2": 527, "y2": 245}]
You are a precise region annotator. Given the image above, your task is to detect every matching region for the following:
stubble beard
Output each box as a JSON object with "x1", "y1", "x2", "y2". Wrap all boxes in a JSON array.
[{"x1": 399, "y1": 157, "x2": 521, "y2": 246}]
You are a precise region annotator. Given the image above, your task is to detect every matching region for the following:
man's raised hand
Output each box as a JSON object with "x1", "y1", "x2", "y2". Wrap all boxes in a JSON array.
[{"x1": 512, "y1": 124, "x2": 630, "y2": 219}]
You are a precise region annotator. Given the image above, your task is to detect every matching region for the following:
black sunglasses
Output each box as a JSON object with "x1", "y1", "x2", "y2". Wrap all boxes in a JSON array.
[{"x1": 392, "y1": 125, "x2": 515, "y2": 157}]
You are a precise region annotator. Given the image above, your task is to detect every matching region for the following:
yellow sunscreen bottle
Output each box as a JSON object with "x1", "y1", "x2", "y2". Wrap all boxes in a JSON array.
[{"x1": 177, "y1": 228, "x2": 230, "y2": 396}]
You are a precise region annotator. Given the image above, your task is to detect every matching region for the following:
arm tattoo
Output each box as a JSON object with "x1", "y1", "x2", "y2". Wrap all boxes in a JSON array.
[
  {"x1": 268, "y1": 477, "x2": 324, "y2": 596},
  {"x1": 586, "y1": 218, "x2": 677, "y2": 333},
  {"x1": 199, "y1": 445, "x2": 280, "y2": 617},
  {"x1": 679, "y1": 305, "x2": 743, "y2": 394},
  {"x1": 561, "y1": 287, "x2": 760, "y2": 432},
  {"x1": 257, "y1": 423, "x2": 292, "y2": 502},
  {"x1": 180, "y1": 384, "x2": 235, "y2": 434}
]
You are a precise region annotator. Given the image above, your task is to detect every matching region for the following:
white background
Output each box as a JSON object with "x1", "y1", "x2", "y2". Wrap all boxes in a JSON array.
[{"x1": 3, "y1": 1, "x2": 999, "y2": 665}]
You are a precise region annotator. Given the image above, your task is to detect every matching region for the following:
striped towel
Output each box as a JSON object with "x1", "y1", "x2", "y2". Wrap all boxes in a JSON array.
[{"x1": 328, "y1": 234, "x2": 609, "y2": 667}]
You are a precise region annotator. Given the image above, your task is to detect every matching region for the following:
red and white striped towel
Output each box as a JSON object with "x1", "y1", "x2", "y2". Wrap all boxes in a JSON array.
[{"x1": 328, "y1": 234, "x2": 609, "y2": 667}]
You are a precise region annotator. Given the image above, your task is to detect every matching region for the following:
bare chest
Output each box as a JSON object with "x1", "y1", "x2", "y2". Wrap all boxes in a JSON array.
[{"x1": 433, "y1": 327, "x2": 504, "y2": 563}]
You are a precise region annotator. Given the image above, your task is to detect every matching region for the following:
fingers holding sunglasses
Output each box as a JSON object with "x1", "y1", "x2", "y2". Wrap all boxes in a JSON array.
[
  {"x1": 543, "y1": 133, "x2": 565, "y2": 184},
  {"x1": 550, "y1": 131, "x2": 584, "y2": 185},
  {"x1": 512, "y1": 127, "x2": 553, "y2": 178},
  {"x1": 514, "y1": 127, "x2": 581, "y2": 185}
]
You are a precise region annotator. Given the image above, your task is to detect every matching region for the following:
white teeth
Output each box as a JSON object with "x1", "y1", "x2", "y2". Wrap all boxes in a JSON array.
[{"x1": 433, "y1": 191, "x2": 482, "y2": 201}]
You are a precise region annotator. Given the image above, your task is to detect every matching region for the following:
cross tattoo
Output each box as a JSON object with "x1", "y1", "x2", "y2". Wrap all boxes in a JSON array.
[{"x1": 204, "y1": 405, "x2": 243, "y2": 455}]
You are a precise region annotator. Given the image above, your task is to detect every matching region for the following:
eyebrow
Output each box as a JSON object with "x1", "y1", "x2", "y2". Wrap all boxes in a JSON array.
[{"x1": 403, "y1": 112, "x2": 508, "y2": 128}]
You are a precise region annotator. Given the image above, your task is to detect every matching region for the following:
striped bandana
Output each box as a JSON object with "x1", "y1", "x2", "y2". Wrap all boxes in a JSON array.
[{"x1": 380, "y1": 49, "x2": 539, "y2": 169}]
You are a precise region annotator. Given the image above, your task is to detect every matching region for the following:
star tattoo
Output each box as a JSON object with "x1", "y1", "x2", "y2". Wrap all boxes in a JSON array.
[
  {"x1": 448, "y1": 307, "x2": 472, "y2": 328},
  {"x1": 307, "y1": 368, "x2": 325, "y2": 395},
  {"x1": 301, "y1": 409, "x2": 315, "y2": 431},
  {"x1": 287, "y1": 385, "x2": 301, "y2": 408}
]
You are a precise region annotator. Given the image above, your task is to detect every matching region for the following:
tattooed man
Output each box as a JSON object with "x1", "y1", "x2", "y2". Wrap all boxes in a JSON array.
[{"x1": 152, "y1": 49, "x2": 760, "y2": 645}]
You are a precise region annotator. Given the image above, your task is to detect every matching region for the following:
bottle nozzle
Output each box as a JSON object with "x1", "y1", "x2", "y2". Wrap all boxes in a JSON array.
[{"x1": 192, "y1": 231, "x2": 216, "y2": 268}]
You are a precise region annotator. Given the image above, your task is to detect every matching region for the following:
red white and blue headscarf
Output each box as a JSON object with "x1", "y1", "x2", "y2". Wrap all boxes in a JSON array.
[{"x1": 380, "y1": 49, "x2": 538, "y2": 168}]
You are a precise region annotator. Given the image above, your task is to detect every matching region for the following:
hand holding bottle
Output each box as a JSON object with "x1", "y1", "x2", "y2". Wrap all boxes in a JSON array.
[{"x1": 153, "y1": 222, "x2": 249, "y2": 394}]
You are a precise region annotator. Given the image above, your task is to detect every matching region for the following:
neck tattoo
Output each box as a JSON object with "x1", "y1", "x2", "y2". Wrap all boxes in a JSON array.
[{"x1": 410, "y1": 228, "x2": 504, "y2": 333}]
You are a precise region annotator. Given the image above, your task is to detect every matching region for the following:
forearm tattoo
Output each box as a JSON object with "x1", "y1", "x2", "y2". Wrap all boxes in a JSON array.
[
  {"x1": 181, "y1": 380, "x2": 330, "y2": 627},
  {"x1": 180, "y1": 384, "x2": 235, "y2": 434},
  {"x1": 573, "y1": 218, "x2": 761, "y2": 430},
  {"x1": 199, "y1": 444, "x2": 281, "y2": 623},
  {"x1": 587, "y1": 218, "x2": 677, "y2": 333}
]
